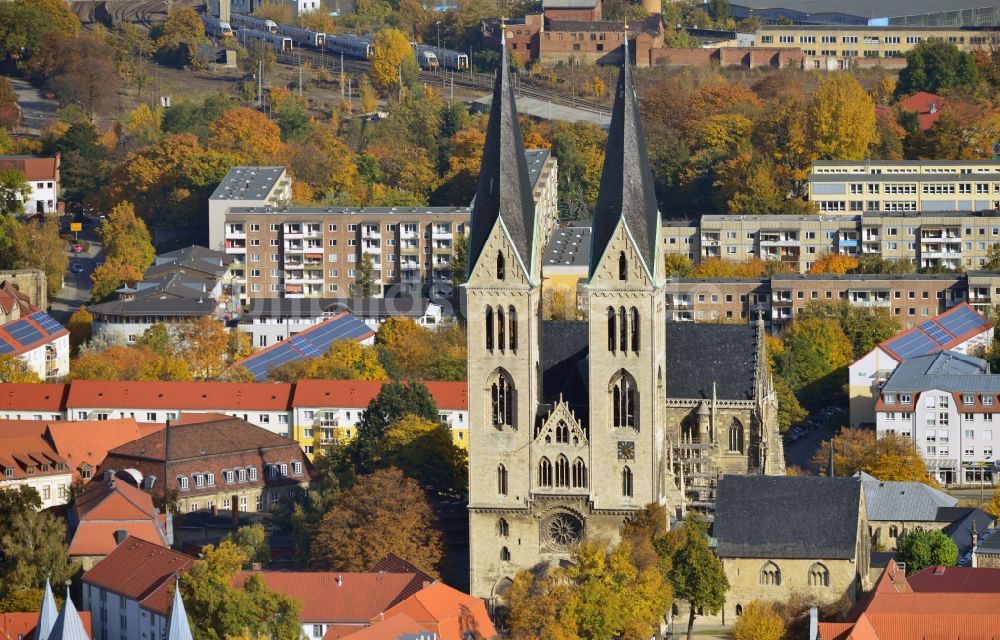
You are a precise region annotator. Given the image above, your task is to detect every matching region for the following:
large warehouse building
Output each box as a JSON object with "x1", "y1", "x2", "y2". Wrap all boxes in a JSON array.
[{"x1": 731, "y1": 0, "x2": 1000, "y2": 27}]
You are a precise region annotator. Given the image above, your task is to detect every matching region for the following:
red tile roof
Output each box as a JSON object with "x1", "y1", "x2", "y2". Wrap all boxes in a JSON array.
[
  {"x1": 334, "y1": 613, "x2": 423, "y2": 640},
  {"x1": 0, "y1": 384, "x2": 67, "y2": 412},
  {"x1": 82, "y1": 537, "x2": 194, "y2": 616},
  {"x1": 0, "y1": 155, "x2": 59, "y2": 181},
  {"x1": 68, "y1": 478, "x2": 168, "y2": 556},
  {"x1": 233, "y1": 571, "x2": 418, "y2": 624},
  {"x1": 907, "y1": 565, "x2": 1000, "y2": 593},
  {"x1": 107, "y1": 417, "x2": 298, "y2": 461},
  {"x1": 0, "y1": 611, "x2": 92, "y2": 640},
  {"x1": 376, "y1": 582, "x2": 496, "y2": 640},
  {"x1": 66, "y1": 381, "x2": 294, "y2": 411},
  {"x1": 43, "y1": 418, "x2": 147, "y2": 480},
  {"x1": 291, "y1": 380, "x2": 467, "y2": 410},
  {"x1": 0, "y1": 422, "x2": 68, "y2": 481},
  {"x1": 0, "y1": 281, "x2": 36, "y2": 317}
]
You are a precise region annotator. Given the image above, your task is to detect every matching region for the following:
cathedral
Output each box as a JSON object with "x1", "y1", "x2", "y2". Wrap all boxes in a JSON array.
[{"x1": 464, "y1": 36, "x2": 785, "y2": 605}]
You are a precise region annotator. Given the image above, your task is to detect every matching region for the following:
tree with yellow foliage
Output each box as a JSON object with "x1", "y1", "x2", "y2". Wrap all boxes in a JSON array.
[
  {"x1": 369, "y1": 28, "x2": 417, "y2": 96},
  {"x1": 90, "y1": 260, "x2": 144, "y2": 302},
  {"x1": 0, "y1": 355, "x2": 41, "y2": 383},
  {"x1": 99, "y1": 201, "x2": 156, "y2": 272},
  {"x1": 125, "y1": 104, "x2": 162, "y2": 147},
  {"x1": 251, "y1": 0, "x2": 293, "y2": 24},
  {"x1": 808, "y1": 252, "x2": 860, "y2": 275},
  {"x1": 813, "y1": 428, "x2": 937, "y2": 485},
  {"x1": 381, "y1": 413, "x2": 468, "y2": 496},
  {"x1": 208, "y1": 108, "x2": 283, "y2": 164},
  {"x1": 732, "y1": 601, "x2": 785, "y2": 640},
  {"x1": 807, "y1": 73, "x2": 877, "y2": 160},
  {"x1": 986, "y1": 483, "x2": 1000, "y2": 518},
  {"x1": 359, "y1": 75, "x2": 379, "y2": 114},
  {"x1": 66, "y1": 306, "x2": 93, "y2": 356}
]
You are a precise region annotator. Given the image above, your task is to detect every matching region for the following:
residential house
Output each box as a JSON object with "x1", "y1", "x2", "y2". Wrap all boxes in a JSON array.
[
  {"x1": 68, "y1": 477, "x2": 172, "y2": 570},
  {"x1": 817, "y1": 558, "x2": 1000, "y2": 639},
  {"x1": 343, "y1": 582, "x2": 497, "y2": 640},
  {"x1": 714, "y1": 475, "x2": 871, "y2": 624},
  {"x1": 0, "y1": 421, "x2": 73, "y2": 509},
  {"x1": 849, "y1": 302, "x2": 993, "y2": 427},
  {"x1": 82, "y1": 537, "x2": 196, "y2": 640},
  {"x1": 240, "y1": 296, "x2": 443, "y2": 349},
  {"x1": 97, "y1": 415, "x2": 317, "y2": 514},
  {"x1": 0, "y1": 279, "x2": 36, "y2": 324},
  {"x1": 0, "y1": 154, "x2": 60, "y2": 214},
  {"x1": 0, "y1": 310, "x2": 70, "y2": 379}
]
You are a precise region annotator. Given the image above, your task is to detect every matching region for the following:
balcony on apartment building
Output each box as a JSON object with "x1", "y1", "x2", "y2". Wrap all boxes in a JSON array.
[
  {"x1": 759, "y1": 246, "x2": 800, "y2": 263},
  {"x1": 400, "y1": 225, "x2": 419, "y2": 240},
  {"x1": 432, "y1": 226, "x2": 452, "y2": 240},
  {"x1": 303, "y1": 253, "x2": 323, "y2": 266},
  {"x1": 284, "y1": 283, "x2": 305, "y2": 298},
  {"x1": 283, "y1": 223, "x2": 304, "y2": 237},
  {"x1": 225, "y1": 224, "x2": 246, "y2": 239},
  {"x1": 399, "y1": 242, "x2": 421, "y2": 255},
  {"x1": 921, "y1": 227, "x2": 961, "y2": 240},
  {"x1": 225, "y1": 239, "x2": 246, "y2": 254},
  {"x1": 362, "y1": 225, "x2": 381, "y2": 240},
  {"x1": 671, "y1": 310, "x2": 695, "y2": 322},
  {"x1": 666, "y1": 294, "x2": 693, "y2": 309},
  {"x1": 758, "y1": 231, "x2": 799, "y2": 246},
  {"x1": 701, "y1": 233, "x2": 721, "y2": 247},
  {"x1": 771, "y1": 290, "x2": 793, "y2": 306},
  {"x1": 968, "y1": 286, "x2": 993, "y2": 307},
  {"x1": 362, "y1": 239, "x2": 381, "y2": 253},
  {"x1": 919, "y1": 241, "x2": 962, "y2": 259},
  {"x1": 847, "y1": 289, "x2": 890, "y2": 307}
]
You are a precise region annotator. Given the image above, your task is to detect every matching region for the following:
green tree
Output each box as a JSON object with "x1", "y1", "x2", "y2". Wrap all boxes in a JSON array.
[
  {"x1": 223, "y1": 524, "x2": 269, "y2": 569},
  {"x1": 0, "y1": 487, "x2": 77, "y2": 593},
  {"x1": 310, "y1": 468, "x2": 443, "y2": 576},
  {"x1": 0, "y1": 170, "x2": 30, "y2": 215},
  {"x1": 774, "y1": 375, "x2": 807, "y2": 434},
  {"x1": 807, "y1": 74, "x2": 877, "y2": 161},
  {"x1": 798, "y1": 299, "x2": 902, "y2": 358},
  {"x1": 156, "y1": 7, "x2": 206, "y2": 64},
  {"x1": 897, "y1": 40, "x2": 981, "y2": 95},
  {"x1": 180, "y1": 540, "x2": 301, "y2": 640},
  {"x1": 12, "y1": 216, "x2": 67, "y2": 298},
  {"x1": 98, "y1": 201, "x2": 156, "y2": 271},
  {"x1": 352, "y1": 381, "x2": 438, "y2": 471},
  {"x1": 732, "y1": 600, "x2": 785, "y2": 640},
  {"x1": 46, "y1": 121, "x2": 112, "y2": 211},
  {"x1": 778, "y1": 317, "x2": 854, "y2": 397},
  {"x1": 895, "y1": 528, "x2": 959, "y2": 574},
  {"x1": 380, "y1": 414, "x2": 468, "y2": 497},
  {"x1": 0, "y1": 587, "x2": 61, "y2": 613},
  {"x1": 667, "y1": 515, "x2": 728, "y2": 640},
  {"x1": 451, "y1": 233, "x2": 468, "y2": 286},
  {"x1": 352, "y1": 253, "x2": 376, "y2": 299},
  {"x1": 985, "y1": 242, "x2": 1000, "y2": 270}
]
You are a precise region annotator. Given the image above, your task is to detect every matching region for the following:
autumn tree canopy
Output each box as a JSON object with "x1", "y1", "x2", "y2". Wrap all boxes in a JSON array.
[{"x1": 813, "y1": 428, "x2": 937, "y2": 485}]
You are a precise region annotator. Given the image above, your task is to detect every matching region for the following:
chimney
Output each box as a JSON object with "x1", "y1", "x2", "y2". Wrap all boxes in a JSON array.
[
  {"x1": 809, "y1": 606, "x2": 818, "y2": 640},
  {"x1": 114, "y1": 530, "x2": 128, "y2": 545},
  {"x1": 336, "y1": 575, "x2": 342, "y2": 587},
  {"x1": 103, "y1": 469, "x2": 115, "y2": 481},
  {"x1": 251, "y1": 562, "x2": 262, "y2": 571}
]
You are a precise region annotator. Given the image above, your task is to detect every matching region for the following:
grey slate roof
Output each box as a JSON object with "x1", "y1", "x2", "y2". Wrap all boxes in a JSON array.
[
  {"x1": 856, "y1": 471, "x2": 957, "y2": 522},
  {"x1": 665, "y1": 323, "x2": 756, "y2": 400},
  {"x1": 942, "y1": 508, "x2": 996, "y2": 558},
  {"x1": 467, "y1": 43, "x2": 538, "y2": 280},
  {"x1": 715, "y1": 475, "x2": 863, "y2": 560},
  {"x1": 146, "y1": 245, "x2": 233, "y2": 280},
  {"x1": 541, "y1": 321, "x2": 589, "y2": 409},
  {"x1": 242, "y1": 296, "x2": 432, "y2": 319},
  {"x1": 210, "y1": 166, "x2": 285, "y2": 201},
  {"x1": 543, "y1": 227, "x2": 591, "y2": 268},
  {"x1": 589, "y1": 35, "x2": 660, "y2": 280},
  {"x1": 882, "y1": 351, "x2": 999, "y2": 394}
]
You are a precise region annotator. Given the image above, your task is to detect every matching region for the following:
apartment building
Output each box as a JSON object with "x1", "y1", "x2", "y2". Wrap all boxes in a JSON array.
[
  {"x1": 876, "y1": 350, "x2": 1000, "y2": 485},
  {"x1": 809, "y1": 160, "x2": 1000, "y2": 214},
  {"x1": 755, "y1": 25, "x2": 1000, "y2": 70},
  {"x1": 213, "y1": 153, "x2": 558, "y2": 301}
]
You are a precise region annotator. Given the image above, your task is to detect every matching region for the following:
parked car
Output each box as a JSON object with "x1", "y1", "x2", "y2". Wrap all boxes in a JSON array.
[
  {"x1": 71, "y1": 263, "x2": 85, "y2": 274},
  {"x1": 71, "y1": 243, "x2": 83, "y2": 253},
  {"x1": 42, "y1": 90, "x2": 56, "y2": 100}
]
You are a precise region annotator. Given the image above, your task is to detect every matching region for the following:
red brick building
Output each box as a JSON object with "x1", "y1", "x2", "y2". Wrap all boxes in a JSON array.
[{"x1": 651, "y1": 46, "x2": 804, "y2": 69}]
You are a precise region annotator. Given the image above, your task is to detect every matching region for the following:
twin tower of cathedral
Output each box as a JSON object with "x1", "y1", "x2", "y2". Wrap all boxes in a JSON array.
[{"x1": 464, "y1": 38, "x2": 783, "y2": 603}]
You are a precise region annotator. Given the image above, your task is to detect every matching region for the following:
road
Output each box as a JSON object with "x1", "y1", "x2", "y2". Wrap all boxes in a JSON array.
[
  {"x1": 50, "y1": 222, "x2": 102, "y2": 324},
  {"x1": 8, "y1": 77, "x2": 59, "y2": 135},
  {"x1": 783, "y1": 407, "x2": 849, "y2": 472}
]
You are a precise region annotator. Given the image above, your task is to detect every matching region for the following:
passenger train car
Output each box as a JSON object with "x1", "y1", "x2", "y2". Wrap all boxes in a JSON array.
[
  {"x1": 277, "y1": 24, "x2": 325, "y2": 48},
  {"x1": 325, "y1": 34, "x2": 374, "y2": 59},
  {"x1": 239, "y1": 28, "x2": 293, "y2": 52},
  {"x1": 231, "y1": 13, "x2": 279, "y2": 34},
  {"x1": 201, "y1": 14, "x2": 234, "y2": 38}
]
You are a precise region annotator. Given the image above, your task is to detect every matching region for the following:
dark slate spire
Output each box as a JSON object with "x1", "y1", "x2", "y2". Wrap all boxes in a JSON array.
[
  {"x1": 467, "y1": 30, "x2": 538, "y2": 280},
  {"x1": 589, "y1": 31, "x2": 660, "y2": 281}
]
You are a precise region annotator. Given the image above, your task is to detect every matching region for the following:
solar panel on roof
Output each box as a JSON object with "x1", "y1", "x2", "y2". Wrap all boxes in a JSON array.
[
  {"x1": 288, "y1": 334, "x2": 321, "y2": 358},
  {"x1": 5, "y1": 320, "x2": 43, "y2": 346},
  {"x1": 0, "y1": 339, "x2": 13, "y2": 354},
  {"x1": 886, "y1": 331, "x2": 939, "y2": 359},
  {"x1": 919, "y1": 321, "x2": 952, "y2": 345},
  {"x1": 937, "y1": 305, "x2": 986, "y2": 339},
  {"x1": 31, "y1": 313, "x2": 64, "y2": 335}
]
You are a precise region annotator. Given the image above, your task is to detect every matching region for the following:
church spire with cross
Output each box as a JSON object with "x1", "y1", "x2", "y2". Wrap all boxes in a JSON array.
[
  {"x1": 588, "y1": 25, "x2": 661, "y2": 282},
  {"x1": 465, "y1": 19, "x2": 539, "y2": 283}
]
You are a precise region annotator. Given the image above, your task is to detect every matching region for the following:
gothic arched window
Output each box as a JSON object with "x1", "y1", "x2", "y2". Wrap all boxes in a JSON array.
[
  {"x1": 618, "y1": 306, "x2": 627, "y2": 352},
  {"x1": 760, "y1": 562, "x2": 781, "y2": 586},
  {"x1": 555, "y1": 455, "x2": 569, "y2": 487},
  {"x1": 808, "y1": 563, "x2": 830, "y2": 587},
  {"x1": 500, "y1": 546, "x2": 511, "y2": 562},
  {"x1": 618, "y1": 251, "x2": 627, "y2": 281},
  {"x1": 497, "y1": 518, "x2": 509, "y2": 537},
  {"x1": 572, "y1": 458, "x2": 587, "y2": 488},
  {"x1": 538, "y1": 457, "x2": 553, "y2": 487},
  {"x1": 489, "y1": 369, "x2": 515, "y2": 429},
  {"x1": 611, "y1": 370, "x2": 638, "y2": 428},
  {"x1": 556, "y1": 421, "x2": 569, "y2": 443},
  {"x1": 485, "y1": 307, "x2": 494, "y2": 351},
  {"x1": 630, "y1": 307, "x2": 639, "y2": 353},
  {"x1": 497, "y1": 464, "x2": 507, "y2": 495},
  {"x1": 607, "y1": 307, "x2": 617, "y2": 353},
  {"x1": 508, "y1": 306, "x2": 517, "y2": 351},
  {"x1": 497, "y1": 251, "x2": 505, "y2": 280},
  {"x1": 728, "y1": 419, "x2": 745, "y2": 454},
  {"x1": 497, "y1": 306, "x2": 506, "y2": 351},
  {"x1": 622, "y1": 466, "x2": 633, "y2": 497},
  {"x1": 889, "y1": 525, "x2": 899, "y2": 538}
]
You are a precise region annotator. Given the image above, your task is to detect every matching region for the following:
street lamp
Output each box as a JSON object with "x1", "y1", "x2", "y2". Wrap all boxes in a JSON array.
[{"x1": 436, "y1": 21, "x2": 442, "y2": 50}]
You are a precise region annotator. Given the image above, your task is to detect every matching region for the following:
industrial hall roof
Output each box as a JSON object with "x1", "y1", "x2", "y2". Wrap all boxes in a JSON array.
[{"x1": 715, "y1": 475, "x2": 864, "y2": 560}]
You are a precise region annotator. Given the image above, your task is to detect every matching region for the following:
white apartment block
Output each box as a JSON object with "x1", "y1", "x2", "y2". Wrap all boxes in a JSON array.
[
  {"x1": 208, "y1": 166, "x2": 292, "y2": 251},
  {"x1": 877, "y1": 351, "x2": 1000, "y2": 486}
]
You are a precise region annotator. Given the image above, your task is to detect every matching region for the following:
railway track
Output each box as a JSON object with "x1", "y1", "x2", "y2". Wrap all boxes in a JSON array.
[
  {"x1": 72, "y1": 0, "x2": 169, "y2": 34},
  {"x1": 276, "y1": 47, "x2": 611, "y2": 118}
]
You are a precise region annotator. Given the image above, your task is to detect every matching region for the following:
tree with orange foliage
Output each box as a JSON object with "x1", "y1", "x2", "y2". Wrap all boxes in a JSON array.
[
  {"x1": 90, "y1": 261, "x2": 144, "y2": 302},
  {"x1": 288, "y1": 123, "x2": 361, "y2": 203},
  {"x1": 208, "y1": 108, "x2": 284, "y2": 164},
  {"x1": 813, "y1": 428, "x2": 937, "y2": 486},
  {"x1": 691, "y1": 258, "x2": 789, "y2": 278},
  {"x1": 808, "y1": 252, "x2": 859, "y2": 275}
]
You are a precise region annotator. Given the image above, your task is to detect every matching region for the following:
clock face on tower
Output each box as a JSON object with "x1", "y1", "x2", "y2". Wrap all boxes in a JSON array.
[{"x1": 617, "y1": 440, "x2": 635, "y2": 460}]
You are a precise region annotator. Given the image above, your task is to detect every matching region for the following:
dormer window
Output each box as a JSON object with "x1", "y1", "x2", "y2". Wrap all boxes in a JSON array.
[
  {"x1": 985, "y1": 396, "x2": 994, "y2": 407},
  {"x1": 900, "y1": 394, "x2": 912, "y2": 405},
  {"x1": 964, "y1": 394, "x2": 976, "y2": 406},
  {"x1": 884, "y1": 394, "x2": 896, "y2": 405},
  {"x1": 178, "y1": 476, "x2": 189, "y2": 490},
  {"x1": 618, "y1": 251, "x2": 627, "y2": 281},
  {"x1": 497, "y1": 251, "x2": 505, "y2": 280},
  {"x1": 292, "y1": 461, "x2": 303, "y2": 476},
  {"x1": 3, "y1": 468, "x2": 11, "y2": 478}
]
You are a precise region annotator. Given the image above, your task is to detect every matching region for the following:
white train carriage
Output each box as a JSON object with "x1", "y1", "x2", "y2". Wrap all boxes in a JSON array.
[
  {"x1": 201, "y1": 14, "x2": 234, "y2": 38},
  {"x1": 414, "y1": 46, "x2": 439, "y2": 70},
  {"x1": 231, "y1": 13, "x2": 278, "y2": 34},
  {"x1": 277, "y1": 24, "x2": 325, "y2": 48},
  {"x1": 325, "y1": 34, "x2": 374, "y2": 60},
  {"x1": 427, "y1": 46, "x2": 469, "y2": 70},
  {"x1": 239, "y1": 29, "x2": 293, "y2": 52}
]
